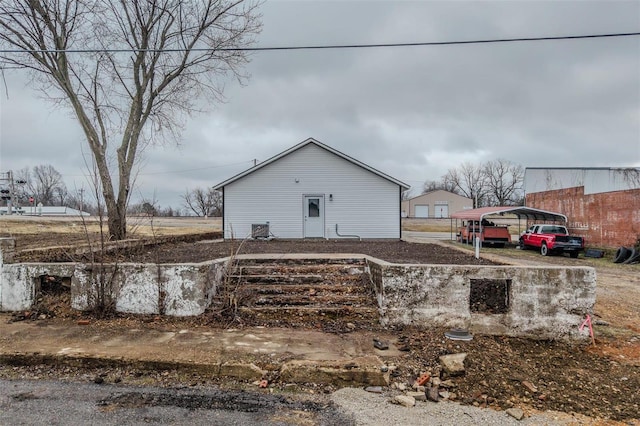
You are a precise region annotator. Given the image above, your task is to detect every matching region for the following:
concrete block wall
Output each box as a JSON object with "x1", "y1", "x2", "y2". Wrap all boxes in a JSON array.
[
  {"x1": 368, "y1": 260, "x2": 596, "y2": 340},
  {"x1": 526, "y1": 187, "x2": 640, "y2": 247}
]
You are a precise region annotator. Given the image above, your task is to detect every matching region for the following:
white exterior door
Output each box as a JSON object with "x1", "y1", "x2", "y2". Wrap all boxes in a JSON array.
[
  {"x1": 435, "y1": 204, "x2": 449, "y2": 218},
  {"x1": 414, "y1": 205, "x2": 429, "y2": 218},
  {"x1": 304, "y1": 195, "x2": 324, "y2": 238}
]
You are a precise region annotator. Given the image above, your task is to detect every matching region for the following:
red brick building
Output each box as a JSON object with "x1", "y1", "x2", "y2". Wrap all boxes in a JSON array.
[{"x1": 524, "y1": 167, "x2": 640, "y2": 248}]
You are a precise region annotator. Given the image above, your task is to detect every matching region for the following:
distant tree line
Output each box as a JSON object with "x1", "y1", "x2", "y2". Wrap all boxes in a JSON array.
[
  {"x1": 419, "y1": 159, "x2": 525, "y2": 208},
  {"x1": 8, "y1": 164, "x2": 223, "y2": 217}
]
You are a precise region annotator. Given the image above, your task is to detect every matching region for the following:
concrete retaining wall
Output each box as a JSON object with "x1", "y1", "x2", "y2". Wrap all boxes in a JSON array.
[
  {"x1": 0, "y1": 261, "x2": 227, "y2": 316},
  {"x1": 0, "y1": 262, "x2": 76, "y2": 311},
  {"x1": 367, "y1": 259, "x2": 596, "y2": 339},
  {"x1": 1, "y1": 236, "x2": 229, "y2": 316},
  {"x1": 1, "y1": 238, "x2": 596, "y2": 339},
  {"x1": 71, "y1": 262, "x2": 226, "y2": 316}
]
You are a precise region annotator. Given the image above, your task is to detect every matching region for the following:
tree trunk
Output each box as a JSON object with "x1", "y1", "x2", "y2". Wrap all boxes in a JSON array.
[{"x1": 107, "y1": 206, "x2": 127, "y2": 240}]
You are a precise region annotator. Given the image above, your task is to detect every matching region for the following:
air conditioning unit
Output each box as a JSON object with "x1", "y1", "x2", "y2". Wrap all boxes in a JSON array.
[{"x1": 251, "y1": 223, "x2": 269, "y2": 238}]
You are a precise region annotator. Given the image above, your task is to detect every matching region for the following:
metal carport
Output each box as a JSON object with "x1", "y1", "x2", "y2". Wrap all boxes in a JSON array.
[{"x1": 450, "y1": 206, "x2": 568, "y2": 258}]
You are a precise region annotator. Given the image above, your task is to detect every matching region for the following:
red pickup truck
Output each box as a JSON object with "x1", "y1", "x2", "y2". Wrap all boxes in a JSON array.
[
  {"x1": 519, "y1": 224, "x2": 584, "y2": 257},
  {"x1": 457, "y1": 220, "x2": 511, "y2": 248}
]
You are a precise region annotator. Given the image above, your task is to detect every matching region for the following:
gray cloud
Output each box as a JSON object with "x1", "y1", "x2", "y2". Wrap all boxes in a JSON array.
[{"x1": 1, "y1": 0, "x2": 638, "y2": 208}]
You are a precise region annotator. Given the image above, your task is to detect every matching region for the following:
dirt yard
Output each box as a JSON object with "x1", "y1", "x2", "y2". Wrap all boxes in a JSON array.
[{"x1": 1, "y1": 217, "x2": 639, "y2": 423}]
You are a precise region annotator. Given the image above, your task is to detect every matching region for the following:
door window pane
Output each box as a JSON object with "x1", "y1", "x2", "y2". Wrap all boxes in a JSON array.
[{"x1": 308, "y1": 199, "x2": 320, "y2": 217}]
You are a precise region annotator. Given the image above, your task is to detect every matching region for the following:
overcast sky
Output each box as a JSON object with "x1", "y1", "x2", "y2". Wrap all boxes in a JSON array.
[{"x1": 1, "y1": 0, "x2": 639, "y2": 210}]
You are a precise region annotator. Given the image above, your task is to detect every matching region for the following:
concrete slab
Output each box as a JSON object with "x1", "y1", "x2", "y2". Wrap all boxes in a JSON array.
[{"x1": 0, "y1": 314, "x2": 396, "y2": 385}]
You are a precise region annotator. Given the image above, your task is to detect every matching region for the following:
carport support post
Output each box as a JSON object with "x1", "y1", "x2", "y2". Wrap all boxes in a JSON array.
[
  {"x1": 450, "y1": 218, "x2": 454, "y2": 241},
  {"x1": 475, "y1": 223, "x2": 481, "y2": 259}
]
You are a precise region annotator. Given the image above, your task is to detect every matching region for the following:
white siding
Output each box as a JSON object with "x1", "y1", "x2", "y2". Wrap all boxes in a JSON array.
[{"x1": 223, "y1": 143, "x2": 401, "y2": 239}]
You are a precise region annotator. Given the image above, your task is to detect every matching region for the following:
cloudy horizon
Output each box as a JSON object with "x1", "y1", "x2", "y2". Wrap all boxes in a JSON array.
[{"x1": 1, "y1": 0, "x2": 639, "y2": 211}]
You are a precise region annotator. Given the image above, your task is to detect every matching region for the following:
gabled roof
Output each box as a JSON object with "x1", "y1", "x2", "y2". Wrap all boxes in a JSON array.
[
  {"x1": 213, "y1": 138, "x2": 410, "y2": 190},
  {"x1": 451, "y1": 206, "x2": 567, "y2": 222}
]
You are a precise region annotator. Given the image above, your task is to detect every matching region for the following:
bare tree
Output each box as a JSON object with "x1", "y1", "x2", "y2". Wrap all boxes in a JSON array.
[
  {"x1": 443, "y1": 162, "x2": 487, "y2": 207},
  {"x1": 157, "y1": 206, "x2": 176, "y2": 217},
  {"x1": 32, "y1": 165, "x2": 67, "y2": 205},
  {"x1": 422, "y1": 178, "x2": 459, "y2": 194},
  {"x1": 618, "y1": 167, "x2": 640, "y2": 188},
  {"x1": 483, "y1": 159, "x2": 524, "y2": 206},
  {"x1": 14, "y1": 164, "x2": 67, "y2": 206},
  {"x1": 0, "y1": 0, "x2": 262, "y2": 239},
  {"x1": 66, "y1": 191, "x2": 97, "y2": 214},
  {"x1": 182, "y1": 187, "x2": 222, "y2": 217}
]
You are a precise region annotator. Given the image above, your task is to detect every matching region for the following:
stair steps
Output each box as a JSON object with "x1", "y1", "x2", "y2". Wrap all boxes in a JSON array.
[{"x1": 213, "y1": 257, "x2": 379, "y2": 326}]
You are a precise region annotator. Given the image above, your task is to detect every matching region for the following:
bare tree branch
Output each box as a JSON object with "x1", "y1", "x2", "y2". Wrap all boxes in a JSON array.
[
  {"x1": 0, "y1": 0, "x2": 262, "y2": 239},
  {"x1": 443, "y1": 162, "x2": 488, "y2": 207},
  {"x1": 14, "y1": 164, "x2": 67, "y2": 206},
  {"x1": 422, "y1": 178, "x2": 459, "y2": 194},
  {"x1": 483, "y1": 159, "x2": 524, "y2": 206},
  {"x1": 182, "y1": 187, "x2": 222, "y2": 217}
]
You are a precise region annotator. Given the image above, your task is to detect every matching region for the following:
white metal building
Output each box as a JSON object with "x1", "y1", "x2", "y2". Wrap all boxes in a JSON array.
[
  {"x1": 524, "y1": 167, "x2": 639, "y2": 195},
  {"x1": 213, "y1": 138, "x2": 410, "y2": 239},
  {"x1": 0, "y1": 206, "x2": 89, "y2": 216},
  {"x1": 401, "y1": 190, "x2": 472, "y2": 218}
]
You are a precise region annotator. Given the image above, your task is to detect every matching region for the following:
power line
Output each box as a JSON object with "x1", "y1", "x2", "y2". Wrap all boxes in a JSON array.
[
  {"x1": 0, "y1": 32, "x2": 638, "y2": 54},
  {"x1": 60, "y1": 160, "x2": 253, "y2": 178},
  {"x1": 138, "y1": 160, "x2": 253, "y2": 176}
]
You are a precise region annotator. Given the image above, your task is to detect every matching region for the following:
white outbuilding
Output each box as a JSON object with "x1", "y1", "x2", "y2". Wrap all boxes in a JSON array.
[{"x1": 213, "y1": 138, "x2": 410, "y2": 239}]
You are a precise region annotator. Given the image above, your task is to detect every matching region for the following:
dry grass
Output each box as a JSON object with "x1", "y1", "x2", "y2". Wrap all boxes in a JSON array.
[
  {"x1": 402, "y1": 218, "x2": 523, "y2": 234},
  {"x1": 0, "y1": 216, "x2": 221, "y2": 247},
  {"x1": 402, "y1": 222, "x2": 453, "y2": 232}
]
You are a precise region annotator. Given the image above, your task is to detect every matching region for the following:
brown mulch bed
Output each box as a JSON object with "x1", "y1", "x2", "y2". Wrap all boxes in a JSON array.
[
  {"x1": 91, "y1": 239, "x2": 499, "y2": 265},
  {"x1": 13, "y1": 237, "x2": 499, "y2": 265}
]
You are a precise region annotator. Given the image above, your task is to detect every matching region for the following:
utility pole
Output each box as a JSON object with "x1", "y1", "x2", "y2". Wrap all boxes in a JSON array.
[{"x1": 78, "y1": 188, "x2": 85, "y2": 213}]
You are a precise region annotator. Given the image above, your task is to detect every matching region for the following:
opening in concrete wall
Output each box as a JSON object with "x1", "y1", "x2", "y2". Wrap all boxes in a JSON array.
[
  {"x1": 469, "y1": 278, "x2": 511, "y2": 314},
  {"x1": 37, "y1": 274, "x2": 72, "y2": 296},
  {"x1": 33, "y1": 274, "x2": 72, "y2": 317}
]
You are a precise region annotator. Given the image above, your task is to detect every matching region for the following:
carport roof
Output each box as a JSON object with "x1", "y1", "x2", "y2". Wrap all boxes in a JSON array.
[{"x1": 451, "y1": 206, "x2": 567, "y2": 222}]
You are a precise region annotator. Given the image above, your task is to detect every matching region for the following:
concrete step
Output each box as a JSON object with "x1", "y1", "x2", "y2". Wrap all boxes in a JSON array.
[
  {"x1": 235, "y1": 258, "x2": 366, "y2": 266},
  {"x1": 227, "y1": 274, "x2": 326, "y2": 284},
  {"x1": 237, "y1": 306, "x2": 381, "y2": 328},
  {"x1": 250, "y1": 294, "x2": 374, "y2": 307},
  {"x1": 235, "y1": 264, "x2": 366, "y2": 276},
  {"x1": 227, "y1": 274, "x2": 365, "y2": 286},
  {"x1": 239, "y1": 306, "x2": 379, "y2": 315},
  {"x1": 240, "y1": 283, "x2": 373, "y2": 296}
]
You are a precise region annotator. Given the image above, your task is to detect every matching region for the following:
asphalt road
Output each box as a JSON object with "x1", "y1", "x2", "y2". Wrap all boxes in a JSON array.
[
  {"x1": 1, "y1": 378, "x2": 585, "y2": 426},
  {"x1": 0, "y1": 379, "x2": 350, "y2": 426}
]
